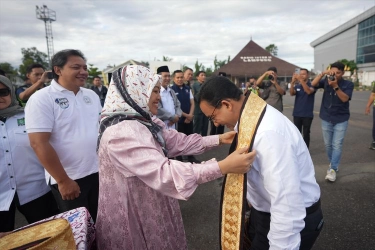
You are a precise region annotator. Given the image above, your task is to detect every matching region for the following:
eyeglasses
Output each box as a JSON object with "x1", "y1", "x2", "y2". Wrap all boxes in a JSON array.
[
  {"x1": 0, "y1": 89, "x2": 10, "y2": 97},
  {"x1": 208, "y1": 99, "x2": 222, "y2": 122}
]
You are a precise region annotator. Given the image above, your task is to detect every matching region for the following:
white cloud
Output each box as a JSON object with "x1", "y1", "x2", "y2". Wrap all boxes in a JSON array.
[{"x1": 0, "y1": 0, "x2": 373, "y2": 72}]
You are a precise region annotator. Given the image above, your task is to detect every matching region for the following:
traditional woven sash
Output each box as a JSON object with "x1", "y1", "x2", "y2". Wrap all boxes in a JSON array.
[{"x1": 220, "y1": 93, "x2": 267, "y2": 250}]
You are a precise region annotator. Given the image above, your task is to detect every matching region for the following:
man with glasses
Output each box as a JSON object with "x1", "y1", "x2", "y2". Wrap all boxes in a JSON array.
[
  {"x1": 311, "y1": 61, "x2": 354, "y2": 182},
  {"x1": 156, "y1": 66, "x2": 181, "y2": 130},
  {"x1": 198, "y1": 76, "x2": 323, "y2": 250}
]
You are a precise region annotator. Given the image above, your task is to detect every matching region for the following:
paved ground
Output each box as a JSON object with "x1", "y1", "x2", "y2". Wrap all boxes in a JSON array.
[
  {"x1": 179, "y1": 90, "x2": 375, "y2": 250},
  {"x1": 14, "y1": 91, "x2": 374, "y2": 250}
]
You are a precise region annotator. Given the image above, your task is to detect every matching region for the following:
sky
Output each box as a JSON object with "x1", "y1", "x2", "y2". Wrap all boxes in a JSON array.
[{"x1": 1, "y1": 0, "x2": 374, "y2": 72}]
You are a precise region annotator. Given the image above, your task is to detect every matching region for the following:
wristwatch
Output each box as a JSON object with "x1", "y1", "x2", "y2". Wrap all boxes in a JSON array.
[{"x1": 334, "y1": 87, "x2": 340, "y2": 91}]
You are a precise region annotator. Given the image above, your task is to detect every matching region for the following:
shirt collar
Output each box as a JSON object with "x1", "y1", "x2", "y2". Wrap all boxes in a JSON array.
[
  {"x1": 51, "y1": 79, "x2": 82, "y2": 94},
  {"x1": 234, "y1": 122, "x2": 239, "y2": 132}
]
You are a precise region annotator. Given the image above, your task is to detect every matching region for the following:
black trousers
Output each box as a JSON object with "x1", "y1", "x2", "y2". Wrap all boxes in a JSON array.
[
  {"x1": 210, "y1": 121, "x2": 225, "y2": 135},
  {"x1": 293, "y1": 117, "x2": 313, "y2": 148},
  {"x1": 247, "y1": 200, "x2": 324, "y2": 250},
  {"x1": 0, "y1": 191, "x2": 59, "y2": 232},
  {"x1": 193, "y1": 113, "x2": 209, "y2": 136},
  {"x1": 50, "y1": 173, "x2": 99, "y2": 222},
  {"x1": 177, "y1": 121, "x2": 197, "y2": 160}
]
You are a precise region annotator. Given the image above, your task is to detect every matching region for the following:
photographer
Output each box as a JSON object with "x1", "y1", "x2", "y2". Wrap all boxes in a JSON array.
[
  {"x1": 256, "y1": 66, "x2": 286, "y2": 112},
  {"x1": 311, "y1": 62, "x2": 354, "y2": 182},
  {"x1": 290, "y1": 68, "x2": 316, "y2": 148}
]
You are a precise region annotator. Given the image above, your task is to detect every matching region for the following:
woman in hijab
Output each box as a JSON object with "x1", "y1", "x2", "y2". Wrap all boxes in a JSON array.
[
  {"x1": 0, "y1": 75, "x2": 58, "y2": 233},
  {"x1": 96, "y1": 65, "x2": 256, "y2": 249}
]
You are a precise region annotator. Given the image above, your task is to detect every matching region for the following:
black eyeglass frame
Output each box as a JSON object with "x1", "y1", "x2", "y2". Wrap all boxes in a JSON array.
[{"x1": 208, "y1": 99, "x2": 223, "y2": 122}]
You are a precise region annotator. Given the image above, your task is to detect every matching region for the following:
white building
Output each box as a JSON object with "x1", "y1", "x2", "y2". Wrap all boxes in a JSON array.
[{"x1": 310, "y1": 6, "x2": 375, "y2": 86}]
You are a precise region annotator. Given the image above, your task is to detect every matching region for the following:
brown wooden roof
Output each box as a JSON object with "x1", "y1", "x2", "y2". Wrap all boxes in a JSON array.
[{"x1": 215, "y1": 40, "x2": 301, "y2": 77}]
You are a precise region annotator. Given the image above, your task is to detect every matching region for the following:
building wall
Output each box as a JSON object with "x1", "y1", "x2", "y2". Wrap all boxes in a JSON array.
[{"x1": 313, "y1": 25, "x2": 358, "y2": 72}]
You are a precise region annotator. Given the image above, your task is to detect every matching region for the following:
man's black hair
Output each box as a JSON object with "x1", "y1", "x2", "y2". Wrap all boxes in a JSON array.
[
  {"x1": 173, "y1": 70, "x2": 183, "y2": 77},
  {"x1": 184, "y1": 67, "x2": 193, "y2": 72},
  {"x1": 330, "y1": 62, "x2": 345, "y2": 71},
  {"x1": 93, "y1": 75, "x2": 101, "y2": 80},
  {"x1": 0, "y1": 69, "x2": 5, "y2": 76},
  {"x1": 51, "y1": 49, "x2": 86, "y2": 80},
  {"x1": 197, "y1": 76, "x2": 242, "y2": 108},
  {"x1": 300, "y1": 68, "x2": 309, "y2": 73},
  {"x1": 26, "y1": 63, "x2": 45, "y2": 74},
  {"x1": 196, "y1": 70, "x2": 206, "y2": 77}
]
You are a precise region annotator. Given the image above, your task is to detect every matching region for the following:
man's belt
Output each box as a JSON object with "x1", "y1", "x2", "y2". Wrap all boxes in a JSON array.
[{"x1": 220, "y1": 93, "x2": 267, "y2": 250}]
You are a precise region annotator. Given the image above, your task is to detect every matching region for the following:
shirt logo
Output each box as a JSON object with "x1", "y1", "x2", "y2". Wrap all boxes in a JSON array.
[
  {"x1": 83, "y1": 96, "x2": 92, "y2": 104},
  {"x1": 55, "y1": 98, "x2": 69, "y2": 109},
  {"x1": 17, "y1": 118, "x2": 25, "y2": 126}
]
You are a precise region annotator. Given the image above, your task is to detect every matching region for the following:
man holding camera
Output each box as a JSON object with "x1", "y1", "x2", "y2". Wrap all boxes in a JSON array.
[
  {"x1": 256, "y1": 66, "x2": 286, "y2": 112},
  {"x1": 311, "y1": 62, "x2": 354, "y2": 182},
  {"x1": 16, "y1": 63, "x2": 49, "y2": 107},
  {"x1": 290, "y1": 68, "x2": 316, "y2": 148}
]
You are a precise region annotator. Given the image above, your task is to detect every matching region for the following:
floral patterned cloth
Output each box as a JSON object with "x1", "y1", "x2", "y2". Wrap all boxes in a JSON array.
[{"x1": 96, "y1": 117, "x2": 223, "y2": 250}]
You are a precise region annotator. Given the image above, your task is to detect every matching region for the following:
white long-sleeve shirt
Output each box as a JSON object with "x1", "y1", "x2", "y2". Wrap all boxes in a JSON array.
[
  {"x1": 0, "y1": 112, "x2": 50, "y2": 211},
  {"x1": 236, "y1": 104, "x2": 320, "y2": 250}
]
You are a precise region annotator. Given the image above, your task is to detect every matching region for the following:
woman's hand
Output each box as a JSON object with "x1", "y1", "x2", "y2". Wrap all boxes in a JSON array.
[
  {"x1": 219, "y1": 131, "x2": 237, "y2": 144},
  {"x1": 218, "y1": 147, "x2": 256, "y2": 175}
]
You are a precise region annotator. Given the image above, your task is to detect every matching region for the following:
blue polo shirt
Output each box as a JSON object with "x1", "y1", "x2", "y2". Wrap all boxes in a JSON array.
[
  {"x1": 293, "y1": 81, "x2": 316, "y2": 118},
  {"x1": 317, "y1": 78, "x2": 354, "y2": 124},
  {"x1": 171, "y1": 83, "x2": 191, "y2": 123}
]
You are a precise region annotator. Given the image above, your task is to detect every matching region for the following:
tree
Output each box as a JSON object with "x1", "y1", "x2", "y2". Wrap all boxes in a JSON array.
[
  {"x1": 87, "y1": 64, "x2": 102, "y2": 83},
  {"x1": 18, "y1": 47, "x2": 49, "y2": 79},
  {"x1": 0, "y1": 62, "x2": 18, "y2": 76},
  {"x1": 194, "y1": 59, "x2": 204, "y2": 73},
  {"x1": 265, "y1": 44, "x2": 278, "y2": 56},
  {"x1": 162, "y1": 56, "x2": 173, "y2": 62},
  {"x1": 337, "y1": 59, "x2": 358, "y2": 74},
  {"x1": 214, "y1": 55, "x2": 231, "y2": 71},
  {"x1": 205, "y1": 67, "x2": 213, "y2": 77}
]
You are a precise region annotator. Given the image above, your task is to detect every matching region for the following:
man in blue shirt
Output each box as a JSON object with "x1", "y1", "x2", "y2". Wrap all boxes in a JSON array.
[
  {"x1": 311, "y1": 62, "x2": 354, "y2": 182},
  {"x1": 290, "y1": 68, "x2": 316, "y2": 148}
]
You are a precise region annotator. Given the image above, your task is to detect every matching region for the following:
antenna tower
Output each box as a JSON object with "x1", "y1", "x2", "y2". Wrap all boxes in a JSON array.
[{"x1": 36, "y1": 5, "x2": 56, "y2": 65}]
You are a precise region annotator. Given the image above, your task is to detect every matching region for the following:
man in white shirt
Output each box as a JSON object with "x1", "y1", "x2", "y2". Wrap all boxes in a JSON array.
[
  {"x1": 25, "y1": 49, "x2": 102, "y2": 221},
  {"x1": 156, "y1": 66, "x2": 182, "y2": 130},
  {"x1": 198, "y1": 76, "x2": 323, "y2": 250}
]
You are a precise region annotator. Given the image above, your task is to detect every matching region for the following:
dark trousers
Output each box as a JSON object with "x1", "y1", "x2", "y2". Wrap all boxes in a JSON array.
[
  {"x1": 247, "y1": 200, "x2": 323, "y2": 250},
  {"x1": 193, "y1": 113, "x2": 209, "y2": 136},
  {"x1": 177, "y1": 121, "x2": 195, "y2": 160},
  {"x1": 0, "y1": 191, "x2": 59, "y2": 232},
  {"x1": 293, "y1": 116, "x2": 313, "y2": 148},
  {"x1": 210, "y1": 121, "x2": 225, "y2": 135},
  {"x1": 50, "y1": 173, "x2": 99, "y2": 222},
  {"x1": 372, "y1": 107, "x2": 375, "y2": 141}
]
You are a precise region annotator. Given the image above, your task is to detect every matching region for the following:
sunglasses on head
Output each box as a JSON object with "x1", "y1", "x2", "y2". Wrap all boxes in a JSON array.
[{"x1": 0, "y1": 88, "x2": 11, "y2": 97}]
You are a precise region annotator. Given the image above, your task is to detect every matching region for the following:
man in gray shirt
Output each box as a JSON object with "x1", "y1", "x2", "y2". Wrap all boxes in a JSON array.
[{"x1": 256, "y1": 66, "x2": 286, "y2": 112}]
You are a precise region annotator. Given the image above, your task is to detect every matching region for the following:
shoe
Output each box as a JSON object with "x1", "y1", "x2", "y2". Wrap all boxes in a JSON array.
[
  {"x1": 325, "y1": 169, "x2": 336, "y2": 182},
  {"x1": 369, "y1": 141, "x2": 375, "y2": 150},
  {"x1": 187, "y1": 156, "x2": 201, "y2": 164},
  {"x1": 329, "y1": 163, "x2": 338, "y2": 172}
]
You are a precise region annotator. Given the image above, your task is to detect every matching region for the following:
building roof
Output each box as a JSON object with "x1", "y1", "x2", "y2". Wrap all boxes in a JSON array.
[
  {"x1": 102, "y1": 59, "x2": 147, "y2": 74},
  {"x1": 310, "y1": 6, "x2": 375, "y2": 47},
  {"x1": 215, "y1": 40, "x2": 300, "y2": 77}
]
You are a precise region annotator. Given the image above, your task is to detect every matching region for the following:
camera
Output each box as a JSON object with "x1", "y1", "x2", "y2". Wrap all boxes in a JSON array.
[
  {"x1": 269, "y1": 75, "x2": 274, "y2": 80},
  {"x1": 328, "y1": 74, "x2": 335, "y2": 81},
  {"x1": 47, "y1": 72, "x2": 54, "y2": 79}
]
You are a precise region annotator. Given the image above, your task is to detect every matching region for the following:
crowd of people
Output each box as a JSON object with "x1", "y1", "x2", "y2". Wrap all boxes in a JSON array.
[{"x1": 0, "y1": 48, "x2": 373, "y2": 250}]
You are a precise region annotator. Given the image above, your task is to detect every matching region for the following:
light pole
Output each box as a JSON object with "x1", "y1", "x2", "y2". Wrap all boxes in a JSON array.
[{"x1": 36, "y1": 5, "x2": 56, "y2": 65}]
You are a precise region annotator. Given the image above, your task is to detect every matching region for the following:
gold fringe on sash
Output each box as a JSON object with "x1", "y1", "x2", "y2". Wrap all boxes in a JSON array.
[{"x1": 221, "y1": 93, "x2": 267, "y2": 250}]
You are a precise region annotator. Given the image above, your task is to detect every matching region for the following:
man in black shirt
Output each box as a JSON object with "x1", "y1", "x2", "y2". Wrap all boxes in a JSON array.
[{"x1": 91, "y1": 76, "x2": 107, "y2": 107}]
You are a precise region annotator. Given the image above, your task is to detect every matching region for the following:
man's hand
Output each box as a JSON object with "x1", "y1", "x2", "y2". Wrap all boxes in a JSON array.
[
  {"x1": 219, "y1": 131, "x2": 237, "y2": 144},
  {"x1": 58, "y1": 178, "x2": 81, "y2": 200},
  {"x1": 172, "y1": 115, "x2": 179, "y2": 123},
  {"x1": 365, "y1": 106, "x2": 371, "y2": 115},
  {"x1": 327, "y1": 77, "x2": 338, "y2": 88},
  {"x1": 38, "y1": 71, "x2": 50, "y2": 85},
  {"x1": 218, "y1": 148, "x2": 256, "y2": 175}
]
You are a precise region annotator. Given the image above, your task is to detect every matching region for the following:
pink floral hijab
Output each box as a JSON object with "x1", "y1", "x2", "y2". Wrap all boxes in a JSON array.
[
  {"x1": 101, "y1": 65, "x2": 160, "y2": 119},
  {"x1": 98, "y1": 65, "x2": 167, "y2": 155}
]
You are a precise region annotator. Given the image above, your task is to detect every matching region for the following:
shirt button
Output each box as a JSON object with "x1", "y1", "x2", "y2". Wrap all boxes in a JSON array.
[
  {"x1": 12, "y1": 188, "x2": 15, "y2": 190},
  {"x1": 3, "y1": 136, "x2": 5, "y2": 138},
  {"x1": 8, "y1": 163, "x2": 11, "y2": 166},
  {"x1": 10, "y1": 176, "x2": 13, "y2": 178},
  {"x1": 6, "y1": 150, "x2": 9, "y2": 152}
]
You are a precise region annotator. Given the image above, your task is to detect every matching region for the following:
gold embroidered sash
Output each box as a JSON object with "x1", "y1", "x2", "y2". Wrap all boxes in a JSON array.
[{"x1": 220, "y1": 93, "x2": 267, "y2": 250}]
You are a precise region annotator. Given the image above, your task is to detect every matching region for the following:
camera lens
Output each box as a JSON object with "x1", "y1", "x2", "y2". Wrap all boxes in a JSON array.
[
  {"x1": 269, "y1": 75, "x2": 274, "y2": 80},
  {"x1": 328, "y1": 75, "x2": 335, "y2": 81}
]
